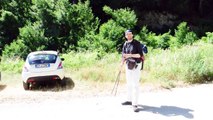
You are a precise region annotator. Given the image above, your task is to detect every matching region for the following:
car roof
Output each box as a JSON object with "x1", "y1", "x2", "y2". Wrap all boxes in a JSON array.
[{"x1": 28, "y1": 50, "x2": 58, "y2": 56}]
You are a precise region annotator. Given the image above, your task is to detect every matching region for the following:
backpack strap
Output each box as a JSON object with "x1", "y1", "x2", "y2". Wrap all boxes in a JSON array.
[{"x1": 122, "y1": 41, "x2": 127, "y2": 54}]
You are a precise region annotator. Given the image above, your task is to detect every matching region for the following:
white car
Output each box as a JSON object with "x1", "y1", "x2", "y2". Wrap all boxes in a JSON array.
[{"x1": 22, "y1": 50, "x2": 65, "y2": 90}]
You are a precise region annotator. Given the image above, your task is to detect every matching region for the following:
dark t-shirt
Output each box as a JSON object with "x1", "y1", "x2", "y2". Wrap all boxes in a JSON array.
[{"x1": 122, "y1": 39, "x2": 143, "y2": 63}]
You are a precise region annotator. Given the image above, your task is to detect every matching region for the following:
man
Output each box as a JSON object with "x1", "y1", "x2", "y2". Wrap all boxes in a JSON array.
[{"x1": 121, "y1": 29, "x2": 143, "y2": 112}]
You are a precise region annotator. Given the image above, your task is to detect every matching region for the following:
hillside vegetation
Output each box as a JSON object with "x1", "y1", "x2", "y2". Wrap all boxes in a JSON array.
[
  {"x1": 0, "y1": 0, "x2": 212, "y2": 59},
  {"x1": 0, "y1": 0, "x2": 213, "y2": 88},
  {"x1": 1, "y1": 41, "x2": 212, "y2": 88}
]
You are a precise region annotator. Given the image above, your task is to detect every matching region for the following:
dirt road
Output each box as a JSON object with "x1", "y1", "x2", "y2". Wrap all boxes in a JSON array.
[{"x1": 0, "y1": 79, "x2": 212, "y2": 120}]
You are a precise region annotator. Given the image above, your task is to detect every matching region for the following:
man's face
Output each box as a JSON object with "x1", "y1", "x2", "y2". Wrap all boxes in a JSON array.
[{"x1": 125, "y1": 32, "x2": 133, "y2": 40}]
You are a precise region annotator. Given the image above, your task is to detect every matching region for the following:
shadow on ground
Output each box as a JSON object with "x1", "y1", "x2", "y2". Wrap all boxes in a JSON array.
[
  {"x1": 139, "y1": 105, "x2": 194, "y2": 119},
  {"x1": 0, "y1": 84, "x2": 7, "y2": 91},
  {"x1": 30, "y1": 77, "x2": 75, "y2": 91}
]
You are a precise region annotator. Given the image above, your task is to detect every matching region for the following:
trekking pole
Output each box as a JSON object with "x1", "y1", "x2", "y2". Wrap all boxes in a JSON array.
[{"x1": 111, "y1": 70, "x2": 121, "y2": 96}]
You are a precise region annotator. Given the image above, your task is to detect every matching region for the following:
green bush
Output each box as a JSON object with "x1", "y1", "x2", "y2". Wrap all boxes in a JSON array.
[
  {"x1": 201, "y1": 32, "x2": 213, "y2": 43},
  {"x1": 98, "y1": 6, "x2": 137, "y2": 52},
  {"x1": 19, "y1": 22, "x2": 48, "y2": 50},
  {"x1": 77, "y1": 31, "x2": 100, "y2": 51},
  {"x1": 174, "y1": 22, "x2": 198, "y2": 47},
  {"x1": 136, "y1": 23, "x2": 198, "y2": 50},
  {"x1": 156, "y1": 31, "x2": 172, "y2": 49},
  {"x1": 2, "y1": 39, "x2": 28, "y2": 59},
  {"x1": 98, "y1": 20, "x2": 125, "y2": 52},
  {"x1": 135, "y1": 26, "x2": 158, "y2": 49},
  {"x1": 103, "y1": 6, "x2": 137, "y2": 29},
  {"x1": 3, "y1": 21, "x2": 48, "y2": 59}
]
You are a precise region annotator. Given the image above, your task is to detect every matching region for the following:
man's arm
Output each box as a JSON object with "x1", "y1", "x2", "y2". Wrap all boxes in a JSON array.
[{"x1": 123, "y1": 53, "x2": 141, "y2": 59}]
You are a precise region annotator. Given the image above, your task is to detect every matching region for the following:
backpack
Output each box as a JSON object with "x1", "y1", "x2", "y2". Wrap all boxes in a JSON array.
[
  {"x1": 140, "y1": 43, "x2": 148, "y2": 70},
  {"x1": 140, "y1": 43, "x2": 148, "y2": 61},
  {"x1": 141, "y1": 44, "x2": 148, "y2": 54}
]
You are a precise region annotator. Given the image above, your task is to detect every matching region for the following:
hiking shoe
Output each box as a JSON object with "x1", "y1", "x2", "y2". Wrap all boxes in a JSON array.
[
  {"x1": 133, "y1": 105, "x2": 139, "y2": 112},
  {"x1": 121, "y1": 101, "x2": 132, "y2": 105}
]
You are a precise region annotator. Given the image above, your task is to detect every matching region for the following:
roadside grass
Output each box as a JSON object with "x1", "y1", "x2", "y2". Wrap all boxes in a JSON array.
[
  {"x1": 0, "y1": 56, "x2": 24, "y2": 73},
  {"x1": 0, "y1": 41, "x2": 212, "y2": 89},
  {"x1": 145, "y1": 41, "x2": 213, "y2": 87},
  {"x1": 64, "y1": 41, "x2": 213, "y2": 89},
  {"x1": 63, "y1": 51, "x2": 126, "y2": 83},
  {"x1": 0, "y1": 72, "x2": 22, "y2": 87}
]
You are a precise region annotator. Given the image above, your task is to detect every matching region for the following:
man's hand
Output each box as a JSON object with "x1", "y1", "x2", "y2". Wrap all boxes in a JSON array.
[
  {"x1": 123, "y1": 53, "x2": 141, "y2": 59},
  {"x1": 123, "y1": 54, "x2": 132, "y2": 59}
]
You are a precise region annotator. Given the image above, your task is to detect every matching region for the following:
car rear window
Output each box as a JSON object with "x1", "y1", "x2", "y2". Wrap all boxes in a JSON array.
[{"x1": 28, "y1": 54, "x2": 57, "y2": 65}]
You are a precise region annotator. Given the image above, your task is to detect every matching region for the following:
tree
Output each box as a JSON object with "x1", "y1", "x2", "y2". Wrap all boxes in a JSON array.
[
  {"x1": 3, "y1": 0, "x2": 100, "y2": 58},
  {"x1": 0, "y1": 0, "x2": 34, "y2": 50},
  {"x1": 0, "y1": 11, "x2": 19, "y2": 48},
  {"x1": 99, "y1": 6, "x2": 137, "y2": 51},
  {"x1": 175, "y1": 22, "x2": 198, "y2": 46}
]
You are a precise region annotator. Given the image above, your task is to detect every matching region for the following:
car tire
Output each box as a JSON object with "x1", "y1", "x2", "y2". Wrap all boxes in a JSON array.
[{"x1": 23, "y1": 81, "x2": 29, "y2": 90}]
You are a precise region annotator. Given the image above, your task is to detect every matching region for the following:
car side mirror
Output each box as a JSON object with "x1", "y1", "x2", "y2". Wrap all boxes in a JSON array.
[{"x1": 61, "y1": 58, "x2": 65, "y2": 61}]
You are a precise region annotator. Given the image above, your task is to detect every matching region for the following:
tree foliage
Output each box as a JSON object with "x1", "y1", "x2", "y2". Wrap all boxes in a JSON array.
[
  {"x1": 2, "y1": 0, "x2": 100, "y2": 58},
  {"x1": 99, "y1": 6, "x2": 137, "y2": 52},
  {"x1": 103, "y1": 6, "x2": 137, "y2": 29},
  {"x1": 201, "y1": 32, "x2": 213, "y2": 44},
  {"x1": 174, "y1": 22, "x2": 198, "y2": 47},
  {"x1": 0, "y1": 0, "x2": 210, "y2": 59},
  {"x1": 78, "y1": 6, "x2": 137, "y2": 53},
  {"x1": 0, "y1": 10, "x2": 19, "y2": 48}
]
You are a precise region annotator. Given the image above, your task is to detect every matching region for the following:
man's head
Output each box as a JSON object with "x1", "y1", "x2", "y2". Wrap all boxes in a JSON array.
[{"x1": 125, "y1": 29, "x2": 133, "y2": 40}]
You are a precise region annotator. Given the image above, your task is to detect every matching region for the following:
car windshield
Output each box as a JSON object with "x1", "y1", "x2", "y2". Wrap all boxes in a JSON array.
[{"x1": 28, "y1": 54, "x2": 57, "y2": 65}]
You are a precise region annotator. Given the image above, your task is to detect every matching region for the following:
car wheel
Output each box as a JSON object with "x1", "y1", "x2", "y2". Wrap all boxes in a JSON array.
[{"x1": 23, "y1": 81, "x2": 29, "y2": 90}]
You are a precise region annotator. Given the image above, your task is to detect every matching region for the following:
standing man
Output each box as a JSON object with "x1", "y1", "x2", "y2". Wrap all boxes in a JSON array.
[{"x1": 121, "y1": 29, "x2": 143, "y2": 112}]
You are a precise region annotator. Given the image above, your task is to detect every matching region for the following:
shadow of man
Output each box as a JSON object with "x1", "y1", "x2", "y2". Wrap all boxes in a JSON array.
[{"x1": 139, "y1": 105, "x2": 194, "y2": 119}]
